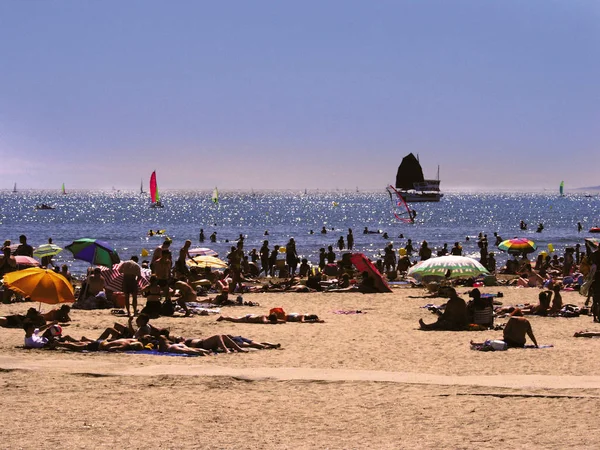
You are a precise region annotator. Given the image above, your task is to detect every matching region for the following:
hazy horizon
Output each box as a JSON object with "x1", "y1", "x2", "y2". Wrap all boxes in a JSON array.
[{"x1": 1, "y1": 1, "x2": 598, "y2": 191}]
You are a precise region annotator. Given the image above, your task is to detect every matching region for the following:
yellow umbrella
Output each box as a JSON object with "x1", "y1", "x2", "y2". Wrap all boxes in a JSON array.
[
  {"x1": 3, "y1": 267, "x2": 75, "y2": 304},
  {"x1": 186, "y1": 255, "x2": 228, "y2": 269}
]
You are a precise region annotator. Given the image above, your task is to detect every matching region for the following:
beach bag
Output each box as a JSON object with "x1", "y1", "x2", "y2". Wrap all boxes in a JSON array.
[{"x1": 269, "y1": 307, "x2": 286, "y2": 321}]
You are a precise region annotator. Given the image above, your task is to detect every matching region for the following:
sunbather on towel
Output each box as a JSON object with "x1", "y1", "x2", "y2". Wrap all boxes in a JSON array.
[
  {"x1": 503, "y1": 309, "x2": 538, "y2": 348},
  {"x1": 156, "y1": 336, "x2": 210, "y2": 356},
  {"x1": 173, "y1": 334, "x2": 247, "y2": 353},
  {"x1": 216, "y1": 314, "x2": 286, "y2": 324},
  {"x1": 58, "y1": 338, "x2": 144, "y2": 352}
]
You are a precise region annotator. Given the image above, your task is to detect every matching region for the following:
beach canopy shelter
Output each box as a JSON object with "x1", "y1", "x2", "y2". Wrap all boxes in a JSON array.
[
  {"x1": 65, "y1": 238, "x2": 120, "y2": 267},
  {"x1": 350, "y1": 253, "x2": 392, "y2": 293},
  {"x1": 408, "y1": 256, "x2": 489, "y2": 280},
  {"x1": 3, "y1": 267, "x2": 75, "y2": 304}
]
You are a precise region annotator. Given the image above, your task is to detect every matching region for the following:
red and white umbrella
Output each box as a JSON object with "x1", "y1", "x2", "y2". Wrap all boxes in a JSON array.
[
  {"x1": 99, "y1": 263, "x2": 151, "y2": 292},
  {"x1": 15, "y1": 255, "x2": 41, "y2": 267}
]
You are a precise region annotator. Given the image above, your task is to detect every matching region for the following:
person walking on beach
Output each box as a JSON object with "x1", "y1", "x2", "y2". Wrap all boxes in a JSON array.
[
  {"x1": 347, "y1": 228, "x2": 354, "y2": 251},
  {"x1": 119, "y1": 256, "x2": 141, "y2": 317}
]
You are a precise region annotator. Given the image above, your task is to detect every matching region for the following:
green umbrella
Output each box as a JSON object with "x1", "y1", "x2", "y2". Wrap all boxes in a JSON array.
[
  {"x1": 408, "y1": 255, "x2": 489, "y2": 279},
  {"x1": 65, "y1": 238, "x2": 120, "y2": 267}
]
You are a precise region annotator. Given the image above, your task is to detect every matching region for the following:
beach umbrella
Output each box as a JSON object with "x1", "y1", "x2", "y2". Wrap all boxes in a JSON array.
[
  {"x1": 498, "y1": 238, "x2": 537, "y2": 255},
  {"x1": 408, "y1": 255, "x2": 489, "y2": 280},
  {"x1": 65, "y1": 238, "x2": 120, "y2": 267},
  {"x1": 186, "y1": 255, "x2": 228, "y2": 269},
  {"x1": 99, "y1": 263, "x2": 151, "y2": 292},
  {"x1": 187, "y1": 247, "x2": 218, "y2": 257},
  {"x1": 2, "y1": 267, "x2": 75, "y2": 304},
  {"x1": 33, "y1": 244, "x2": 63, "y2": 259},
  {"x1": 14, "y1": 255, "x2": 41, "y2": 268}
]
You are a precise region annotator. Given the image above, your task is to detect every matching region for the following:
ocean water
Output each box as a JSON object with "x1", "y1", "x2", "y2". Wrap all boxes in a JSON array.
[{"x1": 1, "y1": 190, "x2": 598, "y2": 275}]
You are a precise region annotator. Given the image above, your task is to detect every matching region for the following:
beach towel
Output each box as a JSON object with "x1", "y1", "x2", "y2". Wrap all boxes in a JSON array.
[
  {"x1": 126, "y1": 349, "x2": 205, "y2": 357},
  {"x1": 332, "y1": 310, "x2": 365, "y2": 314}
]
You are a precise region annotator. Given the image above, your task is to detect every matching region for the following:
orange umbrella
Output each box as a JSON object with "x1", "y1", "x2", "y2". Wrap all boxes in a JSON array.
[{"x1": 3, "y1": 267, "x2": 75, "y2": 304}]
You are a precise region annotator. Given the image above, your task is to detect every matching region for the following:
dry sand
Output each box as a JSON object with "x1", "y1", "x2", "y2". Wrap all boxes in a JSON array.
[{"x1": 2, "y1": 286, "x2": 600, "y2": 449}]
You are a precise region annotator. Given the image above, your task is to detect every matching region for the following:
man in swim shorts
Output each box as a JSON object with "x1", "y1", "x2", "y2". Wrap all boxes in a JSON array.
[{"x1": 119, "y1": 256, "x2": 142, "y2": 316}]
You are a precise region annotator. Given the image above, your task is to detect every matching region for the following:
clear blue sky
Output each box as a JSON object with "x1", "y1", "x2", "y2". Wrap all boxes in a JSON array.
[{"x1": 1, "y1": 1, "x2": 598, "y2": 191}]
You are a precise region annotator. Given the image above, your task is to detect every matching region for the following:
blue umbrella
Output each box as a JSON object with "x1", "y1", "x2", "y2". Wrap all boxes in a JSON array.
[{"x1": 65, "y1": 238, "x2": 120, "y2": 267}]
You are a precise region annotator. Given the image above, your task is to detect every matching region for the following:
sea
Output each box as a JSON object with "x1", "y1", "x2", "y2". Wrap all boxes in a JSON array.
[{"x1": 1, "y1": 190, "x2": 598, "y2": 276}]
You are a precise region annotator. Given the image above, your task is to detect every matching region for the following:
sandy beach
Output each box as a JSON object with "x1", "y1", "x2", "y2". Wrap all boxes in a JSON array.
[{"x1": 2, "y1": 286, "x2": 600, "y2": 449}]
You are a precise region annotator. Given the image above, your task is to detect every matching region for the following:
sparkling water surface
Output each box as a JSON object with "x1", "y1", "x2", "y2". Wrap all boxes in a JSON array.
[{"x1": 1, "y1": 190, "x2": 598, "y2": 276}]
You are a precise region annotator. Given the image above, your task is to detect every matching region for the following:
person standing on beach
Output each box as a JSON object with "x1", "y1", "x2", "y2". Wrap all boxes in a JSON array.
[
  {"x1": 318, "y1": 248, "x2": 326, "y2": 271},
  {"x1": 347, "y1": 229, "x2": 354, "y2": 251},
  {"x1": 286, "y1": 238, "x2": 299, "y2": 277},
  {"x1": 326, "y1": 246, "x2": 336, "y2": 264},
  {"x1": 269, "y1": 245, "x2": 280, "y2": 277},
  {"x1": 151, "y1": 240, "x2": 171, "y2": 272},
  {"x1": 337, "y1": 236, "x2": 345, "y2": 251},
  {"x1": 154, "y1": 249, "x2": 172, "y2": 303},
  {"x1": 119, "y1": 256, "x2": 141, "y2": 317},
  {"x1": 14, "y1": 235, "x2": 33, "y2": 257},
  {"x1": 259, "y1": 241, "x2": 270, "y2": 276},
  {"x1": 175, "y1": 240, "x2": 193, "y2": 278}
]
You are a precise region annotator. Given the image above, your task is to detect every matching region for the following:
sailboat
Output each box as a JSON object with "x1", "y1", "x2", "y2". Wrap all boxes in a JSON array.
[
  {"x1": 12, "y1": 183, "x2": 17, "y2": 193},
  {"x1": 149, "y1": 171, "x2": 163, "y2": 208},
  {"x1": 212, "y1": 187, "x2": 219, "y2": 207},
  {"x1": 140, "y1": 179, "x2": 145, "y2": 194},
  {"x1": 61, "y1": 183, "x2": 66, "y2": 195},
  {"x1": 560, "y1": 181, "x2": 565, "y2": 197},
  {"x1": 393, "y1": 153, "x2": 443, "y2": 202}
]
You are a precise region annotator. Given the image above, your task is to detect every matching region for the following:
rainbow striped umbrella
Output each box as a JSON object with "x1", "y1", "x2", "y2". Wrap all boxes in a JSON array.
[{"x1": 498, "y1": 238, "x2": 537, "y2": 255}]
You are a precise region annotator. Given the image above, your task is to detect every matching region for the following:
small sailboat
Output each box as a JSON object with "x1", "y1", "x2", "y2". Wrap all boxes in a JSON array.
[
  {"x1": 149, "y1": 171, "x2": 163, "y2": 208},
  {"x1": 140, "y1": 178, "x2": 145, "y2": 194},
  {"x1": 212, "y1": 187, "x2": 219, "y2": 207},
  {"x1": 559, "y1": 181, "x2": 565, "y2": 197},
  {"x1": 12, "y1": 183, "x2": 17, "y2": 193},
  {"x1": 61, "y1": 183, "x2": 66, "y2": 195}
]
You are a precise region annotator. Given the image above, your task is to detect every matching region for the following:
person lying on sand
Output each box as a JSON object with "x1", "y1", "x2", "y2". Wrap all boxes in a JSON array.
[
  {"x1": 419, "y1": 288, "x2": 468, "y2": 331},
  {"x1": 217, "y1": 314, "x2": 286, "y2": 324},
  {"x1": 0, "y1": 307, "x2": 45, "y2": 328},
  {"x1": 574, "y1": 330, "x2": 600, "y2": 338},
  {"x1": 227, "y1": 335, "x2": 281, "y2": 350},
  {"x1": 171, "y1": 334, "x2": 248, "y2": 353},
  {"x1": 285, "y1": 313, "x2": 324, "y2": 323},
  {"x1": 155, "y1": 336, "x2": 210, "y2": 356},
  {"x1": 42, "y1": 304, "x2": 71, "y2": 323},
  {"x1": 58, "y1": 338, "x2": 144, "y2": 352}
]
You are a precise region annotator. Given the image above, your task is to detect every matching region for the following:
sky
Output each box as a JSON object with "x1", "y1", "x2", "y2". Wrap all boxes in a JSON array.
[{"x1": 0, "y1": 1, "x2": 599, "y2": 192}]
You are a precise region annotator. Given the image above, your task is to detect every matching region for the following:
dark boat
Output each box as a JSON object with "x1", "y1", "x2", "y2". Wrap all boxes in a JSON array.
[{"x1": 395, "y1": 153, "x2": 443, "y2": 202}]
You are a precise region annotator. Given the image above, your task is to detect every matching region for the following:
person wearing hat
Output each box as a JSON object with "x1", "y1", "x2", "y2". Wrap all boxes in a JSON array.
[{"x1": 467, "y1": 288, "x2": 494, "y2": 328}]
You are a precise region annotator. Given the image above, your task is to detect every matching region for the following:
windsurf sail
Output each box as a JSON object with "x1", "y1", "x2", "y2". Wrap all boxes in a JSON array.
[
  {"x1": 386, "y1": 185, "x2": 416, "y2": 223},
  {"x1": 150, "y1": 171, "x2": 158, "y2": 203},
  {"x1": 212, "y1": 187, "x2": 219, "y2": 207},
  {"x1": 560, "y1": 181, "x2": 564, "y2": 196}
]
